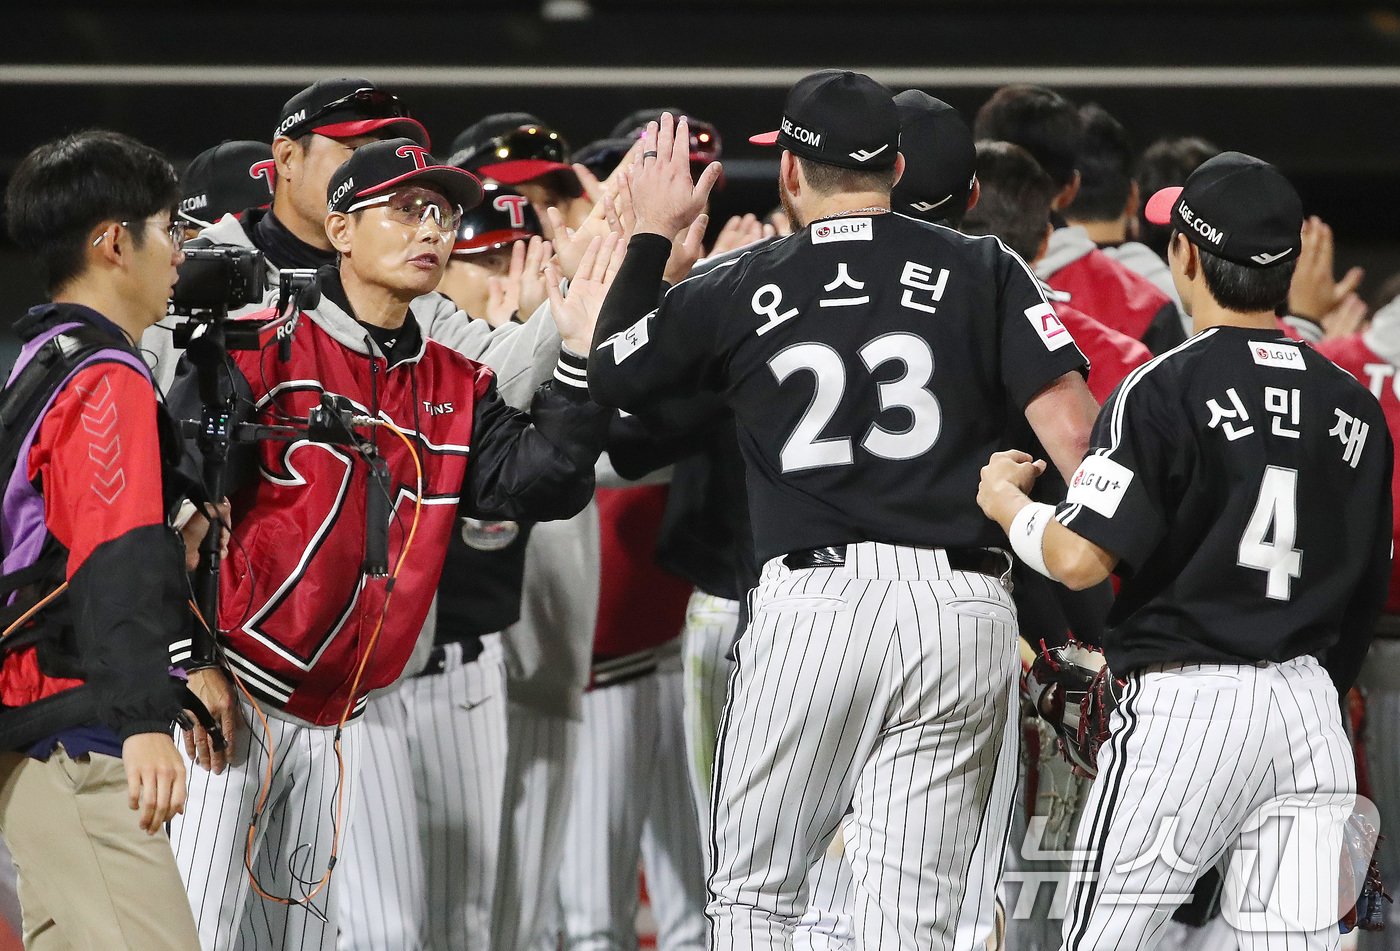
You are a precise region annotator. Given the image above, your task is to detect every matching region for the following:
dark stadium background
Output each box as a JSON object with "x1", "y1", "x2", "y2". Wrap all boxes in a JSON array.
[{"x1": 3, "y1": 0, "x2": 1399, "y2": 364}]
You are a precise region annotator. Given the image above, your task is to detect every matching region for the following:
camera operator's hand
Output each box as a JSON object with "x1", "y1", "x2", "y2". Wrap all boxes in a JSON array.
[
  {"x1": 183, "y1": 667, "x2": 242, "y2": 774},
  {"x1": 181, "y1": 499, "x2": 231, "y2": 572},
  {"x1": 123, "y1": 732, "x2": 186, "y2": 834},
  {"x1": 545, "y1": 234, "x2": 624, "y2": 355}
]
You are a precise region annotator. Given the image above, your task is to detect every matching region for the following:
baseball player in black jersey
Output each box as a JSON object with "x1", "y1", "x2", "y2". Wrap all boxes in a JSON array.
[
  {"x1": 585, "y1": 71, "x2": 1100, "y2": 949},
  {"x1": 978, "y1": 152, "x2": 1393, "y2": 950}
]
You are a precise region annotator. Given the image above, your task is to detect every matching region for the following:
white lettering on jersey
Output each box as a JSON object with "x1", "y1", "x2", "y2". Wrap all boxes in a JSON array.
[
  {"x1": 753, "y1": 284, "x2": 799, "y2": 336},
  {"x1": 605, "y1": 313, "x2": 652, "y2": 364},
  {"x1": 1066, "y1": 454, "x2": 1134, "y2": 518},
  {"x1": 1329, "y1": 409, "x2": 1370, "y2": 468},
  {"x1": 900, "y1": 262, "x2": 948, "y2": 315},
  {"x1": 811, "y1": 219, "x2": 872, "y2": 244},
  {"x1": 1024, "y1": 303, "x2": 1074, "y2": 351},
  {"x1": 1249, "y1": 341, "x2": 1306, "y2": 370}
]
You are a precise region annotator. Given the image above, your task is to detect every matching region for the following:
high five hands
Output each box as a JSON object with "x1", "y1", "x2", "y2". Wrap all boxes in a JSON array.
[{"x1": 620, "y1": 114, "x2": 724, "y2": 240}]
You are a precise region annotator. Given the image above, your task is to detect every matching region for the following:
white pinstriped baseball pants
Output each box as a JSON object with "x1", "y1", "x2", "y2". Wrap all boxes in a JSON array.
[
  {"x1": 336, "y1": 636, "x2": 508, "y2": 951},
  {"x1": 1062, "y1": 656, "x2": 1354, "y2": 951},
  {"x1": 556, "y1": 640, "x2": 708, "y2": 950},
  {"x1": 171, "y1": 698, "x2": 362, "y2": 951},
  {"x1": 708, "y1": 542, "x2": 1021, "y2": 950}
]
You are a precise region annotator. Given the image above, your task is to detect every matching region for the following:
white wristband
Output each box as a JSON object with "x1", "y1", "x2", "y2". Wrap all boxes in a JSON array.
[{"x1": 1009, "y1": 502, "x2": 1056, "y2": 579}]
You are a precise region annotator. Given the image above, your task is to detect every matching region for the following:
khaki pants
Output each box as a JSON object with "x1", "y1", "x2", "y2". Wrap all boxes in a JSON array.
[{"x1": 0, "y1": 745, "x2": 199, "y2": 950}]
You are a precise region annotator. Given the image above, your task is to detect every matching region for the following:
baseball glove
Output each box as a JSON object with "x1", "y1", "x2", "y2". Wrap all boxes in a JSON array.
[
  {"x1": 1023, "y1": 639, "x2": 1119, "y2": 779},
  {"x1": 1340, "y1": 810, "x2": 1391, "y2": 932}
]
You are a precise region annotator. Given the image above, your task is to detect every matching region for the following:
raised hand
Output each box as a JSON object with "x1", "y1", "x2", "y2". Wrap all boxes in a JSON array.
[
  {"x1": 664, "y1": 214, "x2": 710, "y2": 285},
  {"x1": 1289, "y1": 215, "x2": 1365, "y2": 325},
  {"x1": 545, "y1": 233, "x2": 625, "y2": 355},
  {"x1": 709, "y1": 213, "x2": 768, "y2": 257},
  {"x1": 623, "y1": 114, "x2": 723, "y2": 239},
  {"x1": 517, "y1": 236, "x2": 552, "y2": 320},
  {"x1": 548, "y1": 199, "x2": 613, "y2": 282}
]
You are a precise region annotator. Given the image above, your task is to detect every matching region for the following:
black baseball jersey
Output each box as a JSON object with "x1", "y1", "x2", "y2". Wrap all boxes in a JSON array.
[
  {"x1": 590, "y1": 213, "x2": 1089, "y2": 563},
  {"x1": 1054, "y1": 327, "x2": 1393, "y2": 687}
]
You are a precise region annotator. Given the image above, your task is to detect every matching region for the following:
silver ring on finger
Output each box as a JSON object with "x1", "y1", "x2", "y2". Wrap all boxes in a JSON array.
[{"x1": 642, "y1": 150, "x2": 659, "y2": 159}]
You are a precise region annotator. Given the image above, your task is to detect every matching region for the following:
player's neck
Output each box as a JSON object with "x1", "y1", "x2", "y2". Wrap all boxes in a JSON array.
[
  {"x1": 804, "y1": 192, "x2": 891, "y2": 225},
  {"x1": 339, "y1": 266, "x2": 413, "y2": 330},
  {"x1": 1071, "y1": 217, "x2": 1128, "y2": 245},
  {"x1": 272, "y1": 192, "x2": 335, "y2": 252},
  {"x1": 1190, "y1": 299, "x2": 1280, "y2": 335}
]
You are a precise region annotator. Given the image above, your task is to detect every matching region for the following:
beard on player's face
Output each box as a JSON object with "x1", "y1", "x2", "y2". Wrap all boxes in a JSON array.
[{"x1": 779, "y1": 177, "x2": 805, "y2": 231}]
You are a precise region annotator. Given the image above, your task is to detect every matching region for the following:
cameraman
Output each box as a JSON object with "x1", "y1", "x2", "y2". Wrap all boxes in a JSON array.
[
  {"x1": 0, "y1": 131, "x2": 201, "y2": 949},
  {"x1": 165, "y1": 138, "x2": 613, "y2": 951}
]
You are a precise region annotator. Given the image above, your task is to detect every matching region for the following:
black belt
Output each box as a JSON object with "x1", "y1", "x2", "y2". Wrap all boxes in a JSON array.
[
  {"x1": 782, "y1": 545, "x2": 1009, "y2": 578},
  {"x1": 415, "y1": 637, "x2": 486, "y2": 679}
]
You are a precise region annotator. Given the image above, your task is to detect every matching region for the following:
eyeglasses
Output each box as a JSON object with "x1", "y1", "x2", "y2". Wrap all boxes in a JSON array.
[
  {"x1": 347, "y1": 188, "x2": 463, "y2": 235},
  {"x1": 92, "y1": 216, "x2": 185, "y2": 247},
  {"x1": 285, "y1": 87, "x2": 407, "y2": 139}
]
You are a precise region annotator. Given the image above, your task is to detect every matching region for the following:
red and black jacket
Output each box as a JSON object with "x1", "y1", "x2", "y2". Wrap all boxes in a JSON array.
[
  {"x1": 0, "y1": 304, "x2": 189, "y2": 748},
  {"x1": 167, "y1": 268, "x2": 607, "y2": 725}
]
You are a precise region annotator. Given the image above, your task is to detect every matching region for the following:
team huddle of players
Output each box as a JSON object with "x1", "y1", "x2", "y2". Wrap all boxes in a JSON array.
[{"x1": 0, "y1": 66, "x2": 1396, "y2": 951}]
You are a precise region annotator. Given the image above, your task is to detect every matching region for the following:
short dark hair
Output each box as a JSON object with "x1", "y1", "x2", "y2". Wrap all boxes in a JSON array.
[
  {"x1": 1179, "y1": 232, "x2": 1296, "y2": 312},
  {"x1": 973, "y1": 84, "x2": 1082, "y2": 190},
  {"x1": 1136, "y1": 136, "x2": 1220, "y2": 259},
  {"x1": 6, "y1": 130, "x2": 178, "y2": 294},
  {"x1": 1065, "y1": 103, "x2": 1133, "y2": 223},
  {"x1": 795, "y1": 155, "x2": 897, "y2": 196},
  {"x1": 961, "y1": 141, "x2": 1055, "y2": 263}
]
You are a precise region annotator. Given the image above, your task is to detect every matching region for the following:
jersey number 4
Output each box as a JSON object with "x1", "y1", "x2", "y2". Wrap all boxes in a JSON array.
[
  {"x1": 1237, "y1": 465, "x2": 1303, "y2": 601},
  {"x1": 768, "y1": 332, "x2": 941, "y2": 473}
]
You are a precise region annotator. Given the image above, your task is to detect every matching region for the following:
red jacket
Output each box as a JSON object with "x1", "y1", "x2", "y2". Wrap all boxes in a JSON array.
[
  {"x1": 1315, "y1": 333, "x2": 1400, "y2": 613},
  {"x1": 168, "y1": 271, "x2": 606, "y2": 725},
  {"x1": 1039, "y1": 227, "x2": 1181, "y2": 354},
  {"x1": 592, "y1": 485, "x2": 693, "y2": 663},
  {"x1": 1052, "y1": 301, "x2": 1151, "y2": 402}
]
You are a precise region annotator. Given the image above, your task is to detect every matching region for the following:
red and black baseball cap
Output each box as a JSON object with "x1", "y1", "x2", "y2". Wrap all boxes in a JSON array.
[
  {"x1": 180, "y1": 140, "x2": 276, "y2": 223},
  {"x1": 327, "y1": 138, "x2": 482, "y2": 215},
  {"x1": 749, "y1": 70, "x2": 899, "y2": 171},
  {"x1": 1145, "y1": 151, "x2": 1302, "y2": 268},
  {"x1": 452, "y1": 182, "x2": 543, "y2": 256},
  {"x1": 275, "y1": 78, "x2": 429, "y2": 149},
  {"x1": 891, "y1": 91, "x2": 976, "y2": 222},
  {"x1": 448, "y1": 113, "x2": 573, "y2": 186}
]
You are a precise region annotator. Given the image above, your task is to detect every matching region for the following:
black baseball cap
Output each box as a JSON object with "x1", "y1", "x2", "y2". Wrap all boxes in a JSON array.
[
  {"x1": 452, "y1": 183, "x2": 543, "y2": 256},
  {"x1": 573, "y1": 137, "x2": 635, "y2": 180},
  {"x1": 449, "y1": 113, "x2": 573, "y2": 186},
  {"x1": 275, "y1": 78, "x2": 429, "y2": 149},
  {"x1": 327, "y1": 138, "x2": 483, "y2": 215},
  {"x1": 749, "y1": 70, "x2": 899, "y2": 171},
  {"x1": 610, "y1": 108, "x2": 723, "y2": 166},
  {"x1": 890, "y1": 91, "x2": 976, "y2": 221},
  {"x1": 180, "y1": 140, "x2": 276, "y2": 223},
  {"x1": 1145, "y1": 151, "x2": 1302, "y2": 268}
]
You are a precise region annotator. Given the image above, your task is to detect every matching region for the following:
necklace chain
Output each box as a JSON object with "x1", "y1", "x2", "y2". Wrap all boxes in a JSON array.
[{"x1": 813, "y1": 206, "x2": 890, "y2": 223}]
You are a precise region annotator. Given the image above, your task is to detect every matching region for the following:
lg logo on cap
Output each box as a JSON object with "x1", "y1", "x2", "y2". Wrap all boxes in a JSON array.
[
  {"x1": 249, "y1": 159, "x2": 276, "y2": 196},
  {"x1": 396, "y1": 144, "x2": 430, "y2": 170},
  {"x1": 493, "y1": 194, "x2": 529, "y2": 228}
]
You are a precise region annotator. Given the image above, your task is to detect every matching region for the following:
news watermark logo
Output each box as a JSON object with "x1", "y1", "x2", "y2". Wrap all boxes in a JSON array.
[{"x1": 1002, "y1": 793, "x2": 1382, "y2": 931}]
